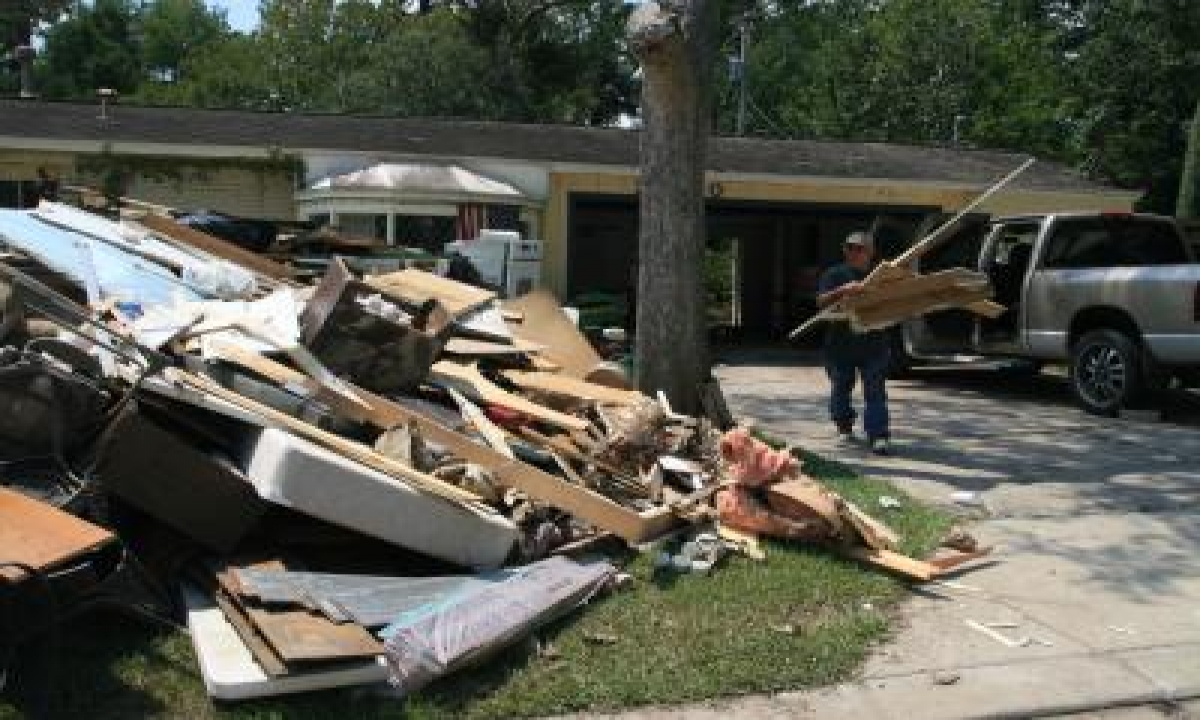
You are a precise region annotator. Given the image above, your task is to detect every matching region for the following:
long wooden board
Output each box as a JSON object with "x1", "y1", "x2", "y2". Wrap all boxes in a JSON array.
[
  {"x1": 0, "y1": 488, "x2": 115, "y2": 582},
  {"x1": 137, "y1": 213, "x2": 297, "y2": 283},
  {"x1": 501, "y1": 369, "x2": 642, "y2": 406},
  {"x1": 203, "y1": 350, "x2": 674, "y2": 543},
  {"x1": 431, "y1": 361, "x2": 590, "y2": 432}
]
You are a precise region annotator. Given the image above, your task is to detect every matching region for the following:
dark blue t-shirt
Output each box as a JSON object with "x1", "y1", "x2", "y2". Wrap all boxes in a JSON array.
[{"x1": 817, "y1": 263, "x2": 889, "y2": 361}]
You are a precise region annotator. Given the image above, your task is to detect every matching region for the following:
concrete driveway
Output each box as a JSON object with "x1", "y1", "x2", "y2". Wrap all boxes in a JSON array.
[{"x1": 706, "y1": 349, "x2": 1200, "y2": 719}]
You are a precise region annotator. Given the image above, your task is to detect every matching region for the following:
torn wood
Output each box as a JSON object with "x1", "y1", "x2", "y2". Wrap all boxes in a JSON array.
[
  {"x1": 501, "y1": 369, "x2": 642, "y2": 406},
  {"x1": 187, "y1": 349, "x2": 675, "y2": 542},
  {"x1": 431, "y1": 361, "x2": 589, "y2": 432},
  {"x1": 365, "y1": 269, "x2": 495, "y2": 321},
  {"x1": 0, "y1": 488, "x2": 116, "y2": 582}
]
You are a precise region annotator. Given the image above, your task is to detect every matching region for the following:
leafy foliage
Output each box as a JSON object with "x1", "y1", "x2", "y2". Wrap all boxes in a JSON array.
[{"x1": 7, "y1": 0, "x2": 1200, "y2": 210}]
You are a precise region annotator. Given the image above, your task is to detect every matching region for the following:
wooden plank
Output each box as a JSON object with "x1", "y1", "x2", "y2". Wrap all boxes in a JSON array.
[
  {"x1": 844, "y1": 547, "x2": 938, "y2": 582},
  {"x1": 431, "y1": 361, "x2": 590, "y2": 432},
  {"x1": 501, "y1": 290, "x2": 605, "y2": 380},
  {"x1": 0, "y1": 488, "x2": 115, "y2": 582},
  {"x1": 136, "y1": 213, "x2": 297, "y2": 283},
  {"x1": 444, "y1": 387, "x2": 515, "y2": 459},
  {"x1": 192, "y1": 350, "x2": 674, "y2": 543},
  {"x1": 364, "y1": 269, "x2": 495, "y2": 319},
  {"x1": 443, "y1": 337, "x2": 545, "y2": 356},
  {"x1": 166, "y1": 368, "x2": 486, "y2": 508},
  {"x1": 501, "y1": 369, "x2": 643, "y2": 406},
  {"x1": 926, "y1": 546, "x2": 994, "y2": 572},
  {"x1": 216, "y1": 568, "x2": 382, "y2": 664}
]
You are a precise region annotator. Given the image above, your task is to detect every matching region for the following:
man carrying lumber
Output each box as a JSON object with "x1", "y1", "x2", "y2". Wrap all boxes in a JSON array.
[{"x1": 816, "y1": 232, "x2": 891, "y2": 455}]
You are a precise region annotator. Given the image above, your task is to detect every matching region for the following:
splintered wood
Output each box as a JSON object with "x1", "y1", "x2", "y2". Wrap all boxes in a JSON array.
[{"x1": 789, "y1": 159, "x2": 1033, "y2": 338}]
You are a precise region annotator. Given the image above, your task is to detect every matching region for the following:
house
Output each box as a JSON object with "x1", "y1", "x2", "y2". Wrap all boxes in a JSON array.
[{"x1": 0, "y1": 98, "x2": 1137, "y2": 336}]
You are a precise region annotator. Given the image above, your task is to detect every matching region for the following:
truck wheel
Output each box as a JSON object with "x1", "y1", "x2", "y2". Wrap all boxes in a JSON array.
[{"x1": 1069, "y1": 329, "x2": 1144, "y2": 416}]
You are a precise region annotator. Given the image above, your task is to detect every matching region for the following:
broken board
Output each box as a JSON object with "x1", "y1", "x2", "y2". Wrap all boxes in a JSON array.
[
  {"x1": 365, "y1": 269, "x2": 495, "y2": 320},
  {"x1": 501, "y1": 290, "x2": 610, "y2": 381},
  {"x1": 183, "y1": 584, "x2": 387, "y2": 701},
  {"x1": 0, "y1": 488, "x2": 116, "y2": 581}
]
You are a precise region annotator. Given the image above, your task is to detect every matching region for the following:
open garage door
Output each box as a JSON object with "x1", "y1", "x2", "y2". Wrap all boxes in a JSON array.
[{"x1": 567, "y1": 193, "x2": 933, "y2": 344}]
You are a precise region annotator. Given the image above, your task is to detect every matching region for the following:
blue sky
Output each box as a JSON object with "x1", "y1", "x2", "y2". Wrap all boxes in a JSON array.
[{"x1": 208, "y1": 0, "x2": 258, "y2": 33}]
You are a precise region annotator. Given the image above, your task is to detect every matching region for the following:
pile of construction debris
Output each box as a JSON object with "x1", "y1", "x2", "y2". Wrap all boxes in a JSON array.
[{"x1": 0, "y1": 200, "x2": 989, "y2": 704}]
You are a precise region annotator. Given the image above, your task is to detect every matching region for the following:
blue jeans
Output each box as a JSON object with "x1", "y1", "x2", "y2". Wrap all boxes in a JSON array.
[{"x1": 825, "y1": 353, "x2": 890, "y2": 440}]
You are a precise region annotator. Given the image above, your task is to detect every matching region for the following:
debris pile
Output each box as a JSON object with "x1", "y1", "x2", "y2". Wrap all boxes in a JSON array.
[{"x1": 0, "y1": 199, "x2": 991, "y2": 704}]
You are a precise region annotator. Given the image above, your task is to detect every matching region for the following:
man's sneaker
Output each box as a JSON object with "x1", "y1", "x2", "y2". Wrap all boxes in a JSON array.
[
  {"x1": 837, "y1": 428, "x2": 856, "y2": 445},
  {"x1": 871, "y1": 437, "x2": 890, "y2": 455}
]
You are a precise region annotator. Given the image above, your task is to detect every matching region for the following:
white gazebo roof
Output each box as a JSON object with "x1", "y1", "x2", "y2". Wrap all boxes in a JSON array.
[{"x1": 307, "y1": 163, "x2": 526, "y2": 202}]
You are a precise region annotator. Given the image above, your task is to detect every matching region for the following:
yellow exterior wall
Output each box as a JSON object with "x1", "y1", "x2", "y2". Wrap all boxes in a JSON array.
[
  {"x1": 0, "y1": 150, "x2": 74, "y2": 182},
  {"x1": 542, "y1": 170, "x2": 1137, "y2": 295}
]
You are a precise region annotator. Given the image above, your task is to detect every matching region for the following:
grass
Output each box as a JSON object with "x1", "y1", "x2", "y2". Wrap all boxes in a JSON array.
[{"x1": 1, "y1": 449, "x2": 951, "y2": 720}]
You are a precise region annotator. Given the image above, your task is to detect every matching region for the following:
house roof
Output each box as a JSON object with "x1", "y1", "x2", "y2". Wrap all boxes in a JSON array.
[{"x1": 0, "y1": 98, "x2": 1119, "y2": 194}]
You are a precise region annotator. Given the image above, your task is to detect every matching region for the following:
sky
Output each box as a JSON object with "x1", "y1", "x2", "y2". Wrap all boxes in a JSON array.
[{"x1": 207, "y1": 0, "x2": 259, "y2": 34}]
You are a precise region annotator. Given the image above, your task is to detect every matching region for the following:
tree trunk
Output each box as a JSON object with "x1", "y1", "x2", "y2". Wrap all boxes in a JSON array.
[
  {"x1": 1177, "y1": 99, "x2": 1200, "y2": 220},
  {"x1": 626, "y1": 0, "x2": 716, "y2": 415}
]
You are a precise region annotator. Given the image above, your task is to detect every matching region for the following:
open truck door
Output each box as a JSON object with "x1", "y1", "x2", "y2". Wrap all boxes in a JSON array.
[{"x1": 898, "y1": 213, "x2": 992, "y2": 360}]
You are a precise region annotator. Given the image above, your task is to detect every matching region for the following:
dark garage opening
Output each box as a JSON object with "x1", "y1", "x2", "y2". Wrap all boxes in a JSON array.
[{"x1": 567, "y1": 192, "x2": 933, "y2": 346}]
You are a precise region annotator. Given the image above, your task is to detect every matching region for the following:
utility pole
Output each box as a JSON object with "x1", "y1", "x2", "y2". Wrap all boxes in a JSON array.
[{"x1": 735, "y1": 20, "x2": 747, "y2": 136}]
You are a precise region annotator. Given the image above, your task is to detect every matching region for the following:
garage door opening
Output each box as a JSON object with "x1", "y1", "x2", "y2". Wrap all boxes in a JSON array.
[{"x1": 567, "y1": 193, "x2": 933, "y2": 346}]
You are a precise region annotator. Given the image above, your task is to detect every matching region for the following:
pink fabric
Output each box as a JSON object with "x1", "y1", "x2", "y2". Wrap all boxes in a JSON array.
[{"x1": 718, "y1": 428, "x2": 798, "y2": 487}]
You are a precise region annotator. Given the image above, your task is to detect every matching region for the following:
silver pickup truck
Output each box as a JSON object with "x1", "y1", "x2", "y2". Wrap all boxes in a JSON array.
[{"x1": 900, "y1": 212, "x2": 1200, "y2": 415}]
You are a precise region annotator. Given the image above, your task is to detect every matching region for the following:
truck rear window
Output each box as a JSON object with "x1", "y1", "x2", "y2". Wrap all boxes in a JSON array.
[{"x1": 1042, "y1": 218, "x2": 1187, "y2": 268}]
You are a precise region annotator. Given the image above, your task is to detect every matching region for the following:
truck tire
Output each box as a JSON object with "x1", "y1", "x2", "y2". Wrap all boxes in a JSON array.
[{"x1": 1069, "y1": 329, "x2": 1145, "y2": 416}]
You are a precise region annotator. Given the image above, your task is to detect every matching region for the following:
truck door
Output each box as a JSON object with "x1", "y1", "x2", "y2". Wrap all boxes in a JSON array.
[
  {"x1": 975, "y1": 219, "x2": 1042, "y2": 352},
  {"x1": 903, "y1": 215, "x2": 990, "y2": 356}
]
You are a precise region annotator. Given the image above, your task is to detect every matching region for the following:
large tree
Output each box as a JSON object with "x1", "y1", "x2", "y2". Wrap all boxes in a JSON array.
[
  {"x1": 39, "y1": 0, "x2": 142, "y2": 99},
  {"x1": 627, "y1": 0, "x2": 717, "y2": 413}
]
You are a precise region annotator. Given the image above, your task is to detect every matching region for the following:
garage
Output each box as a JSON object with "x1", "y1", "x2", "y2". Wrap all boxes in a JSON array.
[{"x1": 567, "y1": 192, "x2": 932, "y2": 345}]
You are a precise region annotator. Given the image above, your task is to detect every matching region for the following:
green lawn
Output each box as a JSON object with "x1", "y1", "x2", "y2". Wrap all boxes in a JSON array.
[{"x1": 1, "y1": 452, "x2": 950, "y2": 720}]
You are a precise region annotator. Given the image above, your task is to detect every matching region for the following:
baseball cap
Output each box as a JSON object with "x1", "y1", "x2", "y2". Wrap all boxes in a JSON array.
[{"x1": 845, "y1": 232, "x2": 874, "y2": 250}]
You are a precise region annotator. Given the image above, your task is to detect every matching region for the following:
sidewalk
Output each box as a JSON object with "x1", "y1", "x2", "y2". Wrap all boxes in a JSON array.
[{"x1": 562, "y1": 351, "x2": 1200, "y2": 719}]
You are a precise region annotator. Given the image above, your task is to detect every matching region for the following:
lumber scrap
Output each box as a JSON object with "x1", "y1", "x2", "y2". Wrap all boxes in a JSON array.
[
  {"x1": 364, "y1": 269, "x2": 495, "y2": 320},
  {"x1": 215, "y1": 566, "x2": 382, "y2": 664},
  {"x1": 844, "y1": 547, "x2": 939, "y2": 582},
  {"x1": 197, "y1": 350, "x2": 675, "y2": 543},
  {"x1": 430, "y1": 361, "x2": 590, "y2": 432},
  {"x1": 500, "y1": 369, "x2": 642, "y2": 406},
  {"x1": 0, "y1": 488, "x2": 116, "y2": 582},
  {"x1": 137, "y1": 213, "x2": 297, "y2": 284},
  {"x1": 501, "y1": 290, "x2": 610, "y2": 381},
  {"x1": 443, "y1": 337, "x2": 546, "y2": 356}
]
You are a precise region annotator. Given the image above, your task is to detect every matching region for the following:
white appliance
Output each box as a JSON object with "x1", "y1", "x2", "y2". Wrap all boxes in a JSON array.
[{"x1": 446, "y1": 229, "x2": 542, "y2": 297}]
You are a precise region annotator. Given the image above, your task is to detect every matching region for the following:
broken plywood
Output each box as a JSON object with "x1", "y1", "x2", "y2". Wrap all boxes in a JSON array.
[
  {"x1": 0, "y1": 488, "x2": 116, "y2": 581},
  {"x1": 365, "y1": 269, "x2": 495, "y2": 320},
  {"x1": 501, "y1": 290, "x2": 609, "y2": 381}
]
